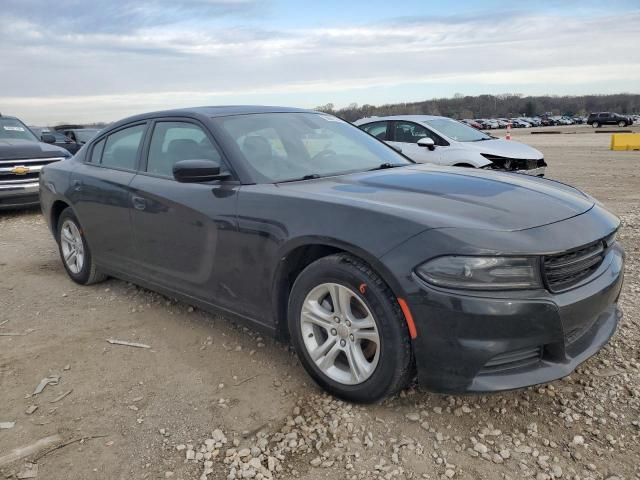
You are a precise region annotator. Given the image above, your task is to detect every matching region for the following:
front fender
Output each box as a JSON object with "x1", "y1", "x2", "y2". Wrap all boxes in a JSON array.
[{"x1": 441, "y1": 148, "x2": 492, "y2": 168}]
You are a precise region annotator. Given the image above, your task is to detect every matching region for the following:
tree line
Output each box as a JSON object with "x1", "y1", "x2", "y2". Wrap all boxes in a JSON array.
[{"x1": 315, "y1": 93, "x2": 640, "y2": 122}]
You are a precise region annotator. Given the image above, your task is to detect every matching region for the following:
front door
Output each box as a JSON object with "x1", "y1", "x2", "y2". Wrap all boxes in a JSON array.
[
  {"x1": 387, "y1": 121, "x2": 442, "y2": 164},
  {"x1": 129, "y1": 119, "x2": 239, "y2": 305}
]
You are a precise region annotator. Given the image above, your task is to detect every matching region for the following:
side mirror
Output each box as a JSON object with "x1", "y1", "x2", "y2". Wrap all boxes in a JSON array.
[
  {"x1": 386, "y1": 142, "x2": 402, "y2": 153},
  {"x1": 173, "y1": 159, "x2": 229, "y2": 183},
  {"x1": 41, "y1": 133, "x2": 56, "y2": 144},
  {"x1": 417, "y1": 137, "x2": 435, "y2": 150}
]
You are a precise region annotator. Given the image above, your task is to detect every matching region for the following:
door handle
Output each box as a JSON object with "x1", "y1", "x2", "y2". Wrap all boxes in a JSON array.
[{"x1": 132, "y1": 196, "x2": 147, "y2": 211}]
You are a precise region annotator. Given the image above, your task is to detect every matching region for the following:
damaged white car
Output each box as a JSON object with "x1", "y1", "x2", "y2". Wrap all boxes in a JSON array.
[{"x1": 354, "y1": 115, "x2": 546, "y2": 176}]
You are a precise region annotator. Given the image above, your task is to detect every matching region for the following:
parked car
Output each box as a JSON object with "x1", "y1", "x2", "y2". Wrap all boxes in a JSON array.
[
  {"x1": 30, "y1": 127, "x2": 84, "y2": 154},
  {"x1": 510, "y1": 119, "x2": 531, "y2": 128},
  {"x1": 355, "y1": 115, "x2": 546, "y2": 176},
  {"x1": 461, "y1": 119, "x2": 483, "y2": 130},
  {"x1": 476, "y1": 119, "x2": 499, "y2": 130},
  {"x1": 40, "y1": 106, "x2": 624, "y2": 402},
  {"x1": 587, "y1": 112, "x2": 633, "y2": 128},
  {"x1": 0, "y1": 113, "x2": 71, "y2": 209},
  {"x1": 54, "y1": 127, "x2": 99, "y2": 146}
]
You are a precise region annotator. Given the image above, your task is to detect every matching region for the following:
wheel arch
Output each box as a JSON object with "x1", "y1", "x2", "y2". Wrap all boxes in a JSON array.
[
  {"x1": 271, "y1": 237, "x2": 406, "y2": 340},
  {"x1": 50, "y1": 199, "x2": 71, "y2": 237},
  {"x1": 453, "y1": 163, "x2": 477, "y2": 168}
]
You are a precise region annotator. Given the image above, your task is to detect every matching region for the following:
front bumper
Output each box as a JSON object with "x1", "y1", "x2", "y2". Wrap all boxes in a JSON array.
[
  {"x1": 407, "y1": 244, "x2": 624, "y2": 392},
  {"x1": 0, "y1": 181, "x2": 40, "y2": 209}
]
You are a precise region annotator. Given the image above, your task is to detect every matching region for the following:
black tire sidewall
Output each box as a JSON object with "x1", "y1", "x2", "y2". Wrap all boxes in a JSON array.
[
  {"x1": 288, "y1": 256, "x2": 411, "y2": 403},
  {"x1": 57, "y1": 208, "x2": 93, "y2": 285}
]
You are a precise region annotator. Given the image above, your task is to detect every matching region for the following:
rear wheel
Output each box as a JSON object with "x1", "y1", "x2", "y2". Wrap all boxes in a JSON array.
[
  {"x1": 288, "y1": 254, "x2": 413, "y2": 403},
  {"x1": 57, "y1": 208, "x2": 106, "y2": 285}
]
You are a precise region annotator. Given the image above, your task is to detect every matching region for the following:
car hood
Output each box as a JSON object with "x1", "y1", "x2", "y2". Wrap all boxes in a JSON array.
[
  {"x1": 460, "y1": 138, "x2": 543, "y2": 160},
  {"x1": 277, "y1": 165, "x2": 594, "y2": 232},
  {"x1": 0, "y1": 138, "x2": 70, "y2": 160}
]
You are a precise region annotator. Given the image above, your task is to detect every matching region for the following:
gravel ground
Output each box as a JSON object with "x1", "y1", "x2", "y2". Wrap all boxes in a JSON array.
[{"x1": 1, "y1": 125, "x2": 639, "y2": 480}]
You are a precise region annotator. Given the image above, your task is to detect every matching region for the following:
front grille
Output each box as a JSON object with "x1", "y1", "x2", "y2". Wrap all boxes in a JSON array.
[
  {"x1": 481, "y1": 154, "x2": 547, "y2": 171},
  {"x1": 0, "y1": 157, "x2": 65, "y2": 184},
  {"x1": 480, "y1": 346, "x2": 543, "y2": 373},
  {"x1": 543, "y1": 240, "x2": 605, "y2": 292}
]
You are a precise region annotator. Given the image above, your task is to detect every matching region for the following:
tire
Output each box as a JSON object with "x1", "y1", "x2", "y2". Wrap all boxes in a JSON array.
[
  {"x1": 288, "y1": 253, "x2": 413, "y2": 403},
  {"x1": 592, "y1": 121, "x2": 599, "y2": 128},
  {"x1": 618, "y1": 121, "x2": 626, "y2": 127},
  {"x1": 56, "y1": 207, "x2": 107, "y2": 285}
]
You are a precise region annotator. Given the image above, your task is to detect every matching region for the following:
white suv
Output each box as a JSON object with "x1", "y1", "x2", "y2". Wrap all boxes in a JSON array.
[{"x1": 354, "y1": 115, "x2": 546, "y2": 176}]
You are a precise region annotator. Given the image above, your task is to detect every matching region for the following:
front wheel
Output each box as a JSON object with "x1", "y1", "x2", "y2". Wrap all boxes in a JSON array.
[
  {"x1": 57, "y1": 208, "x2": 107, "y2": 285},
  {"x1": 288, "y1": 254, "x2": 413, "y2": 403},
  {"x1": 592, "y1": 121, "x2": 599, "y2": 128},
  {"x1": 618, "y1": 120, "x2": 626, "y2": 127}
]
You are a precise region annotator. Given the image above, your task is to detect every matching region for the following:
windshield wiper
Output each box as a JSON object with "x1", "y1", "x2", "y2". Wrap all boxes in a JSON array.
[
  {"x1": 369, "y1": 163, "x2": 406, "y2": 171},
  {"x1": 278, "y1": 174, "x2": 321, "y2": 183}
]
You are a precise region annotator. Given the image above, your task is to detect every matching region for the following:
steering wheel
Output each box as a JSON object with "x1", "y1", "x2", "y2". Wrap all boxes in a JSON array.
[{"x1": 310, "y1": 149, "x2": 336, "y2": 162}]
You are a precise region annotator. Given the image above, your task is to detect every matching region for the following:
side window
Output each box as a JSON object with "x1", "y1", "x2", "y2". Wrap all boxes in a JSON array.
[
  {"x1": 393, "y1": 121, "x2": 430, "y2": 143},
  {"x1": 147, "y1": 122, "x2": 222, "y2": 177},
  {"x1": 361, "y1": 122, "x2": 388, "y2": 140},
  {"x1": 101, "y1": 124, "x2": 146, "y2": 170},
  {"x1": 90, "y1": 139, "x2": 105, "y2": 163}
]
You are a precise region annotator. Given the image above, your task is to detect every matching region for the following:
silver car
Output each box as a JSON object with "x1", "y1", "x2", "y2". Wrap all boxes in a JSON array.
[{"x1": 354, "y1": 115, "x2": 546, "y2": 176}]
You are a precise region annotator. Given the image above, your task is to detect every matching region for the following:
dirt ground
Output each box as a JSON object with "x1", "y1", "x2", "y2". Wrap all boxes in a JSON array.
[{"x1": 1, "y1": 125, "x2": 639, "y2": 480}]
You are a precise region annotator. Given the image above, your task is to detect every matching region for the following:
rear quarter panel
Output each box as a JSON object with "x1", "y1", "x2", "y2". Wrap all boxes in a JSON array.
[{"x1": 39, "y1": 158, "x2": 77, "y2": 234}]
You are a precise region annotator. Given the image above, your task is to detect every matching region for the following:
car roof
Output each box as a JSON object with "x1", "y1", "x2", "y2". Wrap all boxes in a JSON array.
[
  {"x1": 128, "y1": 105, "x2": 314, "y2": 121},
  {"x1": 106, "y1": 105, "x2": 319, "y2": 130},
  {"x1": 355, "y1": 115, "x2": 447, "y2": 125}
]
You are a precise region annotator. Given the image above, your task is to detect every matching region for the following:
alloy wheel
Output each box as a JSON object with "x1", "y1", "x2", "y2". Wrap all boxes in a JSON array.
[
  {"x1": 300, "y1": 283, "x2": 380, "y2": 385},
  {"x1": 60, "y1": 219, "x2": 85, "y2": 274}
]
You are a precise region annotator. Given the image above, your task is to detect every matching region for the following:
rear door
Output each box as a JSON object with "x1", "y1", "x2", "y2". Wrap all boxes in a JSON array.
[
  {"x1": 387, "y1": 121, "x2": 442, "y2": 164},
  {"x1": 128, "y1": 119, "x2": 240, "y2": 304},
  {"x1": 70, "y1": 122, "x2": 147, "y2": 271}
]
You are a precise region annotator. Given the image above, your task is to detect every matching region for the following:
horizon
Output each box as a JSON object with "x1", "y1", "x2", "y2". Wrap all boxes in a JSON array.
[
  {"x1": 14, "y1": 92, "x2": 639, "y2": 127},
  {"x1": 2, "y1": 0, "x2": 639, "y2": 125}
]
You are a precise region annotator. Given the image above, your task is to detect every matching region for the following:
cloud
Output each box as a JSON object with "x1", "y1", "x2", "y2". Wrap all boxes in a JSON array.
[
  {"x1": 1, "y1": 3, "x2": 639, "y2": 124},
  {"x1": 1, "y1": 0, "x2": 265, "y2": 33}
]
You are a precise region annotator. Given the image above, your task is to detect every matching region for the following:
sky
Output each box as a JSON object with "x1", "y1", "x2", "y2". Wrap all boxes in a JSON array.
[{"x1": 1, "y1": 0, "x2": 639, "y2": 125}]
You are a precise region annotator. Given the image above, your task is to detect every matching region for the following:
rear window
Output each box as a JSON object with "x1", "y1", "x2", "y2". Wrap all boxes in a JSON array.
[
  {"x1": 101, "y1": 124, "x2": 146, "y2": 170},
  {"x1": 90, "y1": 139, "x2": 105, "y2": 163}
]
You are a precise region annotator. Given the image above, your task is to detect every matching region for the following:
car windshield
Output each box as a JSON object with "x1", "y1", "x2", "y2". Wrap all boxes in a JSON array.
[
  {"x1": 74, "y1": 129, "x2": 99, "y2": 143},
  {"x1": 213, "y1": 112, "x2": 411, "y2": 183},
  {"x1": 0, "y1": 118, "x2": 39, "y2": 142},
  {"x1": 424, "y1": 118, "x2": 491, "y2": 142}
]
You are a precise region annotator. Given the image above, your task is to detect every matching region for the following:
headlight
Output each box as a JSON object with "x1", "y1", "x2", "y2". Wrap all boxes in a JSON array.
[
  {"x1": 604, "y1": 231, "x2": 617, "y2": 247},
  {"x1": 415, "y1": 256, "x2": 542, "y2": 290}
]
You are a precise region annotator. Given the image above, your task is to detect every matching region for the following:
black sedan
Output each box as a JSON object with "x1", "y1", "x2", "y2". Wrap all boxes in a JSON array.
[{"x1": 39, "y1": 106, "x2": 624, "y2": 402}]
